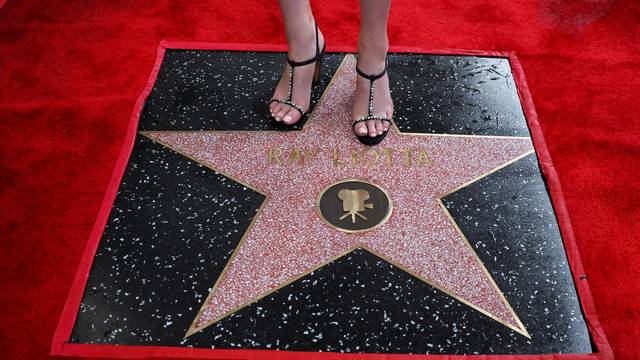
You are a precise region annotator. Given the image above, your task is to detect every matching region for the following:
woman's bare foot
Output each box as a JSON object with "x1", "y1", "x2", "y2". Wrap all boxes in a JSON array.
[
  {"x1": 270, "y1": 21, "x2": 324, "y2": 126},
  {"x1": 352, "y1": 42, "x2": 393, "y2": 137}
]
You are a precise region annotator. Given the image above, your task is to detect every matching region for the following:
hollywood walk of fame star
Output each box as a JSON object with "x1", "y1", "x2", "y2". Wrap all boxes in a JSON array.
[{"x1": 141, "y1": 55, "x2": 534, "y2": 338}]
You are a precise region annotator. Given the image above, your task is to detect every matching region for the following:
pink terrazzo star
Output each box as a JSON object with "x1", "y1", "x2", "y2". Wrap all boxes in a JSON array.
[{"x1": 142, "y1": 55, "x2": 534, "y2": 338}]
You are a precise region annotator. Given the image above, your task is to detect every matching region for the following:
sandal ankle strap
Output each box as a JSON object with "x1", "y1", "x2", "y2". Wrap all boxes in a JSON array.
[
  {"x1": 355, "y1": 59, "x2": 387, "y2": 81},
  {"x1": 287, "y1": 21, "x2": 323, "y2": 68}
]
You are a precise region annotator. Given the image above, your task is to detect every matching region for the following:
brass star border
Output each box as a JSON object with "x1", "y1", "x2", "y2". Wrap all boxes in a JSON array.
[{"x1": 141, "y1": 55, "x2": 533, "y2": 339}]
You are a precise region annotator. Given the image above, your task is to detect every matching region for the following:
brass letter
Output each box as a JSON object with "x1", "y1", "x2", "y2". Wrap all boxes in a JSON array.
[
  {"x1": 416, "y1": 149, "x2": 432, "y2": 166},
  {"x1": 303, "y1": 147, "x2": 319, "y2": 164},
  {"x1": 363, "y1": 148, "x2": 380, "y2": 166},
  {"x1": 287, "y1": 148, "x2": 303, "y2": 165},
  {"x1": 399, "y1": 148, "x2": 413, "y2": 167},
  {"x1": 383, "y1": 148, "x2": 394, "y2": 166},
  {"x1": 267, "y1": 146, "x2": 283, "y2": 165},
  {"x1": 332, "y1": 146, "x2": 342, "y2": 166},
  {"x1": 351, "y1": 148, "x2": 363, "y2": 166},
  {"x1": 351, "y1": 149, "x2": 360, "y2": 166}
]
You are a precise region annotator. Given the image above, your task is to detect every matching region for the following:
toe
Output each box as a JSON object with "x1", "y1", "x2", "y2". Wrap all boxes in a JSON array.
[
  {"x1": 276, "y1": 106, "x2": 289, "y2": 121},
  {"x1": 355, "y1": 122, "x2": 368, "y2": 136},
  {"x1": 375, "y1": 120, "x2": 384, "y2": 135},
  {"x1": 384, "y1": 109, "x2": 393, "y2": 131},
  {"x1": 272, "y1": 104, "x2": 284, "y2": 121},
  {"x1": 282, "y1": 108, "x2": 301, "y2": 125},
  {"x1": 366, "y1": 120, "x2": 378, "y2": 137}
]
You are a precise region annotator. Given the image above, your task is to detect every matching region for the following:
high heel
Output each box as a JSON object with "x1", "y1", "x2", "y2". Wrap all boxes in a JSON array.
[
  {"x1": 312, "y1": 55, "x2": 322, "y2": 84},
  {"x1": 352, "y1": 59, "x2": 393, "y2": 145},
  {"x1": 270, "y1": 21, "x2": 326, "y2": 124}
]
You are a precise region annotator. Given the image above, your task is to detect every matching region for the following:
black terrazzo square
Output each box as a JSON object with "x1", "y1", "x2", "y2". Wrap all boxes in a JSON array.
[{"x1": 68, "y1": 49, "x2": 592, "y2": 356}]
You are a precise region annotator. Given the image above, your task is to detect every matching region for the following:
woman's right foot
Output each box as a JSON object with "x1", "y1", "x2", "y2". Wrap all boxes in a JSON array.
[{"x1": 270, "y1": 22, "x2": 325, "y2": 126}]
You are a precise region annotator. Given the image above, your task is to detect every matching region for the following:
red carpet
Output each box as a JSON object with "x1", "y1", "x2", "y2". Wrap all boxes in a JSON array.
[{"x1": 0, "y1": 1, "x2": 638, "y2": 359}]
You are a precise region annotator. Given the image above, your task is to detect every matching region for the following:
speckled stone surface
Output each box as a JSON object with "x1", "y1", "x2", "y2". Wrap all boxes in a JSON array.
[
  {"x1": 388, "y1": 54, "x2": 528, "y2": 136},
  {"x1": 69, "y1": 50, "x2": 592, "y2": 355},
  {"x1": 71, "y1": 135, "x2": 265, "y2": 344},
  {"x1": 441, "y1": 153, "x2": 592, "y2": 354},
  {"x1": 139, "y1": 50, "x2": 343, "y2": 131},
  {"x1": 141, "y1": 54, "x2": 534, "y2": 336}
]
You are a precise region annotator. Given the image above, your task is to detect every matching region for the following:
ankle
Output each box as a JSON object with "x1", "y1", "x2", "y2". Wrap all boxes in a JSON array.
[
  {"x1": 286, "y1": 21, "x2": 318, "y2": 62},
  {"x1": 357, "y1": 37, "x2": 389, "y2": 74}
]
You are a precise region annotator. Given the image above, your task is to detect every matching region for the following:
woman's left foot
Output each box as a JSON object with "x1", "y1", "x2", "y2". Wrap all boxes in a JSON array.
[
  {"x1": 352, "y1": 54, "x2": 394, "y2": 139},
  {"x1": 270, "y1": 22, "x2": 325, "y2": 126}
]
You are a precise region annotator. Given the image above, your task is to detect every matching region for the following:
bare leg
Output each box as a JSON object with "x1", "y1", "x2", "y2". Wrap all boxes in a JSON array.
[
  {"x1": 353, "y1": 0, "x2": 393, "y2": 137},
  {"x1": 270, "y1": 0, "x2": 324, "y2": 125}
]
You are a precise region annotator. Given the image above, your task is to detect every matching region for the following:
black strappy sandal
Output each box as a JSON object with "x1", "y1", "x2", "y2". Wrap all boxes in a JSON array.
[
  {"x1": 270, "y1": 21, "x2": 326, "y2": 125},
  {"x1": 352, "y1": 60, "x2": 393, "y2": 145}
]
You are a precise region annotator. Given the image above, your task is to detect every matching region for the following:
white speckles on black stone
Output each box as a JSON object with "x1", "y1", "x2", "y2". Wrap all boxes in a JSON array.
[
  {"x1": 70, "y1": 135, "x2": 265, "y2": 344},
  {"x1": 139, "y1": 50, "x2": 343, "y2": 131},
  {"x1": 70, "y1": 51, "x2": 592, "y2": 355},
  {"x1": 184, "y1": 249, "x2": 533, "y2": 353},
  {"x1": 389, "y1": 54, "x2": 528, "y2": 136},
  {"x1": 441, "y1": 153, "x2": 592, "y2": 354}
]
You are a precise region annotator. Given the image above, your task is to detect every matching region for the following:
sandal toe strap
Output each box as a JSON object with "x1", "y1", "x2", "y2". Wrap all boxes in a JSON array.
[
  {"x1": 270, "y1": 98, "x2": 306, "y2": 117},
  {"x1": 352, "y1": 115, "x2": 393, "y2": 129}
]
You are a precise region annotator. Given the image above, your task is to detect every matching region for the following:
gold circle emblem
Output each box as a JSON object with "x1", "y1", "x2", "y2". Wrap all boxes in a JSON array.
[{"x1": 316, "y1": 179, "x2": 393, "y2": 233}]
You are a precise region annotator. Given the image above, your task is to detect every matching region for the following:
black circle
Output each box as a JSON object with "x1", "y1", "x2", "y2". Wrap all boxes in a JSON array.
[{"x1": 317, "y1": 180, "x2": 392, "y2": 233}]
